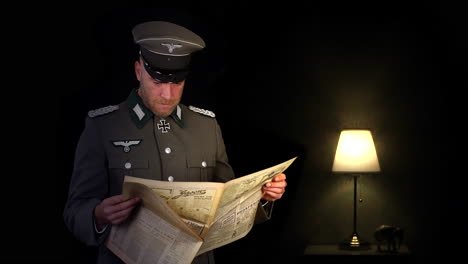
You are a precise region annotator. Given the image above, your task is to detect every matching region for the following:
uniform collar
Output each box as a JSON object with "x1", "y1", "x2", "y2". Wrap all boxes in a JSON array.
[
  {"x1": 171, "y1": 104, "x2": 184, "y2": 128},
  {"x1": 126, "y1": 89, "x2": 184, "y2": 129}
]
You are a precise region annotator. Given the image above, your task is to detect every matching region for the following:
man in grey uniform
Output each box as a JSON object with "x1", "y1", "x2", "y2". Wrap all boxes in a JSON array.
[{"x1": 63, "y1": 21, "x2": 287, "y2": 264}]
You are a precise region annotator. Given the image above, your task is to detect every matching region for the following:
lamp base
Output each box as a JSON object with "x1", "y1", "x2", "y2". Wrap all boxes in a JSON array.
[{"x1": 339, "y1": 232, "x2": 371, "y2": 250}]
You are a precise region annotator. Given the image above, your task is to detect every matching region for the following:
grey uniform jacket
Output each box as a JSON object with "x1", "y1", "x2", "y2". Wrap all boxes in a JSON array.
[{"x1": 63, "y1": 89, "x2": 272, "y2": 264}]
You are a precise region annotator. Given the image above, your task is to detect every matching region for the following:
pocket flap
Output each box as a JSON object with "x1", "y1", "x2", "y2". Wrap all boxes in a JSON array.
[
  {"x1": 108, "y1": 159, "x2": 149, "y2": 169},
  {"x1": 187, "y1": 157, "x2": 215, "y2": 168}
]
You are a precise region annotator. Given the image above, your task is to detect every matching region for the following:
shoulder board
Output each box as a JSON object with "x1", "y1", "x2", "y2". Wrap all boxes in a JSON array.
[
  {"x1": 188, "y1": 105, "x2": 216, "y2": 118},
  {"x1": 88, "y1": 105, "x2": 119, "y2": 118}
]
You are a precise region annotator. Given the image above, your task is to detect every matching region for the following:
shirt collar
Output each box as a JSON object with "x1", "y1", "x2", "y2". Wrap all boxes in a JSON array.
[{"x1": 126, "y1": 89, "x2": 184, "y2": 128}]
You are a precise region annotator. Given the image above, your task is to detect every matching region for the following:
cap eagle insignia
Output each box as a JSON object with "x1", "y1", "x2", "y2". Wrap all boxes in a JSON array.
[
  {"x1": 161, "y1": 43, "x2": 183, "y2": 53},
  {"x1": 112, "y1": 140, "x2": 142, "y2": 153}
]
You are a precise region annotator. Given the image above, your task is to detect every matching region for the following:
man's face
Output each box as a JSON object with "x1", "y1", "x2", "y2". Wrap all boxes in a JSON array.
[{"x1": 135, "y1": 59, "x2": 185, "y2": 118}]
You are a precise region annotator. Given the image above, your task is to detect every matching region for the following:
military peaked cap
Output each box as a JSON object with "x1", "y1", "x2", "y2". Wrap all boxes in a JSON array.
[{"x1": 132, "y1": 21, "x2": 206, "y2": 83}]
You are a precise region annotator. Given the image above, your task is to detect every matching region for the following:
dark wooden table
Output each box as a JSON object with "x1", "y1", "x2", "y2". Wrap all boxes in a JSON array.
[{"x1": 302, "y1": 244, "x2": 411, "y2": 263}]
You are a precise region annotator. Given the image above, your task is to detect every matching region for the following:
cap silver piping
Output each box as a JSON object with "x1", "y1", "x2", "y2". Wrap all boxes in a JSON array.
[{"x1": 136, "y1": 37, "x2": 204, "y2": 48}]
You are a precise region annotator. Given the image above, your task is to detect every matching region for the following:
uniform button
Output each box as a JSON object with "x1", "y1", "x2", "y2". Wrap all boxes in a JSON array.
[
  {"x1": 201, "y1": 161, "x2": 207, "y2": 167},
  {"x1": 168, "y1": 176, "x2": 174, "y2": 182},
  {"x1": 124, "y1": 162, "x2": 132, "y2": 169},
  {"x1": 165, "y1": 147, "x2": 172, "y2": 154}
]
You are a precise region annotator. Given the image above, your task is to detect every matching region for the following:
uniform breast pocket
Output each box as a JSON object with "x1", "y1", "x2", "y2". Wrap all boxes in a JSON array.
[
  {"x1": 108, "y1": 159, "x2": 150, "y2": 180},
  {"x1": 187, "y1": 158, "x2": 215, "y2": 182}
]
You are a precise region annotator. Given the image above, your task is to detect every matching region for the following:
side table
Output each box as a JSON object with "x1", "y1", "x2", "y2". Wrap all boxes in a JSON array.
[{"x1": 302, "y1": 244, "x2": 411, "y2": 263}]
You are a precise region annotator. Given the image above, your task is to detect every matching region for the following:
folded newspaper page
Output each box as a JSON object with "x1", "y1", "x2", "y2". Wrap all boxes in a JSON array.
[
  {"x1": 123, "y1": 178, "x2": 224, "y2": 237},
  {"x1": 106, "y1": 182, "x2": 203, "y2": 264},
  {"x1": 108, "y1": 156, "x2": 297, "y2": 264}
]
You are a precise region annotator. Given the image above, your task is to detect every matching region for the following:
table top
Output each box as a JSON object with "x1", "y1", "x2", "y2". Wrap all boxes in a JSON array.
[{"x1": 304, "y1": 244, "x2": 410, "y2": 255}]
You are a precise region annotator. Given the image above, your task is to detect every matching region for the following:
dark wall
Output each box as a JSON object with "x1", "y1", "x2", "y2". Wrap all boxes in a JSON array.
[
  {"x1": 9, "y1": 4, "x2": 455, "y2": 263},
  {"x1": 211, "y1": 6, "x2": 448, "y2": 263}
]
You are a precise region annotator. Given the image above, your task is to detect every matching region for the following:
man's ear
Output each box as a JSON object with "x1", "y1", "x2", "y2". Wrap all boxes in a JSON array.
[{"x1": 135, "y1": 60, "x2": 142, "y2": 81}]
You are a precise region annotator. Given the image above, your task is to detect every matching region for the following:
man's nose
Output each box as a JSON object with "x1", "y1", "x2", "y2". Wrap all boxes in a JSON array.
[{"x1": 160, "y1": 83, "x2": 172, "y2": 99}]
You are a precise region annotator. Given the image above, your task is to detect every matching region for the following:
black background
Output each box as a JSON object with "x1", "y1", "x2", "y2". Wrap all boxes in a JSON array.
[{"x1": 4, "y1": 3, "x2": 461, "y2": 263}]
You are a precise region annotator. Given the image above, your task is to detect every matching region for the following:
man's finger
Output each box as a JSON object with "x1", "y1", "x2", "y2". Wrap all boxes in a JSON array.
[
  {"x1": 112, "y1": 215, "x2": 131, "y2": 225},
  {"x1": 102, "y1": 195, "x2": 125, "y2": 206},
  {"x1": 273, "y1": 173, "x2": 286, "y2": 182},
  {"x1": 115, "y1": 197, "x2": 141, "y2": 212},
  {"x1": 262, "y1": 191, "x2": 283, "y2": 201},
  {"x1": 107, "y1": 197, "x2": 140, "y2": 215},
  {"x1": 263, "y1": 187, "x2": 285, "y2": 195},
  {"x1": 109, "y1": 205, "x2": 139, "y2": 222},
  {"x1": 265, "y1": 181, "x2": 287, "y2": 189}
]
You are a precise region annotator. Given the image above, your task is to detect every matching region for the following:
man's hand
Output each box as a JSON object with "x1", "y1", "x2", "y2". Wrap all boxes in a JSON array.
[
  {"x1": 94, "y1": 195, "x2": 141, "y2": 230},
  {"x1": 261, "y1": 173, "x2": 287, "y2": 202}
]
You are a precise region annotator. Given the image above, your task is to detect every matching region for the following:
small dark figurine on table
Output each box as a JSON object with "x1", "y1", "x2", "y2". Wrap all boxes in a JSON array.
[{"x1": 374, "y1": 225, "x2": 404, "y2": 253}]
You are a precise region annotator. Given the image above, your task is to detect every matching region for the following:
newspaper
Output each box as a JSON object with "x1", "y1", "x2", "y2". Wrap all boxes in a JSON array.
[
  {"x1": 106, "y1": 157, "x2": 297, "y2": 264},
  {"x1": 106, "y1": 181, "x2": 203, "y2": 264}
]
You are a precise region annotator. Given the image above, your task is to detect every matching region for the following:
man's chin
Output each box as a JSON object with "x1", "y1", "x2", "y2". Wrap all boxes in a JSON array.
[
  {"x1": 153, "y1": 106, "x2": 175, "y2": 118},
  {"x1": 154, "y1": 112, "x2": 171, "y2": 118}
]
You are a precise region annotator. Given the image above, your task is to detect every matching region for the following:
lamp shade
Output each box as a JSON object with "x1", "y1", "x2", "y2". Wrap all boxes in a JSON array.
[{"x1": 332, "y1": 130, "x2": 381, "y2": 173}]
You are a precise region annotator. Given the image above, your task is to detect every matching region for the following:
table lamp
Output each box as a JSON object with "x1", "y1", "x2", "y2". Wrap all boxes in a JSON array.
[{"x1": 332, "y1": 129, "x2": 381, "y2": 249}]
